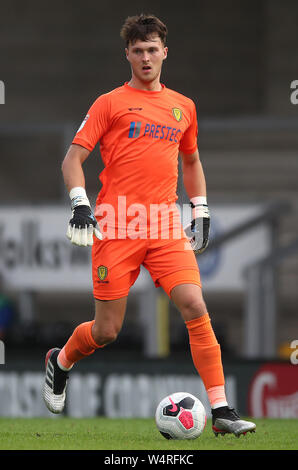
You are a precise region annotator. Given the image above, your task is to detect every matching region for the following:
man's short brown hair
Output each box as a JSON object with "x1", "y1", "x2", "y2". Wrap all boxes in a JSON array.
[{"x1": 120, "y1": 14, "x2": 168, "y2": 46}]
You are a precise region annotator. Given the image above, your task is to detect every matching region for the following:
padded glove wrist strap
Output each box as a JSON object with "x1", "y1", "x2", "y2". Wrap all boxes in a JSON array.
[{"x1": 69, "y1": 186, "x2": 91, "y2": 210}]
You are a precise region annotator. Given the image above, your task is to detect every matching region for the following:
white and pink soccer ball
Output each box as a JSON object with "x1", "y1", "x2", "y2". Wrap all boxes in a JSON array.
[{"x1": 155, "y1": 392, "x2": 207, "y2": 440}]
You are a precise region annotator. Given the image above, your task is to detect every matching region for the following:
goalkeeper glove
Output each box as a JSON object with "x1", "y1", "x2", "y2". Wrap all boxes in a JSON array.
[
  {"x1": 66, "y1": 187, "x2": 102, "y2": 246},
  {"x1": 184, "y1": 196, "x2": 210, "y2": 254}
]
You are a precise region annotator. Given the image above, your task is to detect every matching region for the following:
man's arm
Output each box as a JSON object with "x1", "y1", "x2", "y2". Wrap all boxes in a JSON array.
[
  {"x1": 61, "y1": 144, "x2": 90, "y2": 192},
  {"x1": 180, "y1": 149, "x2": 206, "y2": 199},
  {"x1": 180, "y1": 149, "x2": 210, "y2": 254},
  {"x1": 62, "y1": 144, "x2": 102, "y2": 246}
]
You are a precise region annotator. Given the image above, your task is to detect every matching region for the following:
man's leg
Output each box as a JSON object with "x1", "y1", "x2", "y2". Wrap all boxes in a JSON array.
[
  {"x1": 170, "y1": 283, "x2": 256, "y2": 437},
  {"x1": 58, "y1": 297, "x2": 127, "y2": 368},
  {"x1": 170, "y1": 283, "x2": 227, "y2": 408},
  {"x1": 43, "y1": 297, "x2": 127, "y2": 413}
]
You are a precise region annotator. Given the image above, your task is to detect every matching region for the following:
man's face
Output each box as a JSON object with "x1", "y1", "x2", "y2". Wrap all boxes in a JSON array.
[{"x1": 125, "y1": 34, "x2": 168, "y2": 83}]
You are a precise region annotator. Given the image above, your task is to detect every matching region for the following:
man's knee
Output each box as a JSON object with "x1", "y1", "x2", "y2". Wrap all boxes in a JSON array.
[
  {"x1": 180, "y1": 294, "x2": 208, "y2": 321},
  {"x1": 92, "y1": 322, "x2": 120, "y2": 346}
]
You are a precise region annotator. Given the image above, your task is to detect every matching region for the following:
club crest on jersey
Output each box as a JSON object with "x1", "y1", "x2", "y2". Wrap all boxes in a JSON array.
[
  {"x1": 172, "y1": 108, "x2": 182, "y2": 122},
  {"x1": 98, "y1": 265, "x2": 108, "y2": 280}
]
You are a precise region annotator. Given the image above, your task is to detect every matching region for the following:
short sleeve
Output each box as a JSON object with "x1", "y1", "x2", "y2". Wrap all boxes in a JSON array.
[
  {"x1": 179, "y1": 101, "x2": 198, "y2": 155},
  {"x1": 72, "y1": 93, "x2": 111, "y2": 152}
]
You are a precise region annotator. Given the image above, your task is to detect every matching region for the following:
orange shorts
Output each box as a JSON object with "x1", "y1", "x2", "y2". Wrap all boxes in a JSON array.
[{"x1": 92, "y1": 235, "x2": 201, "y2": 300}]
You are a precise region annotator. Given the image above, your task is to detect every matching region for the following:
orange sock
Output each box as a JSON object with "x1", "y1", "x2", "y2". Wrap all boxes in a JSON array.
[
  {"x1": 57, "y1": 320, "x2": 103, "y2": 370},
  {"x1": 185, "y1": 313, "x2": 227, "y2": 408}
]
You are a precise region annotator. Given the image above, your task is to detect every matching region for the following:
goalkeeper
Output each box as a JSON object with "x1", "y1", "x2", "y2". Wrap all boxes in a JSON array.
[{"x1": 43, "y1": 13, "x2": 255, "y2": 437}]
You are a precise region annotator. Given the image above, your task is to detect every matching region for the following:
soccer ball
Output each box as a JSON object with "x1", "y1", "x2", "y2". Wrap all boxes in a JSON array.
[{"x1": 155, "y1": 392, "x2": 206, "y2": 440}]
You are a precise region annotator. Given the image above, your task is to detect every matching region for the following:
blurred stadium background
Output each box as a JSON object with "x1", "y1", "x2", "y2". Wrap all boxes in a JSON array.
[{"x1": 0, "y1": 0, "x2": 297, "y2": 419}]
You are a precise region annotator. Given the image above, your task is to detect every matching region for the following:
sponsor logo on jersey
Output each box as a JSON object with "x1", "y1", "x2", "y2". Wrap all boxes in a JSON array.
[
  {"x1": 128, "y1": 121, "x2": 142, "y2": 138},
  {"x1": 172, "y1": 108, "x2": 182, "y2": 122},
  {"x1": 128, "y1": 121, "x2": 182, "y2": 143}
]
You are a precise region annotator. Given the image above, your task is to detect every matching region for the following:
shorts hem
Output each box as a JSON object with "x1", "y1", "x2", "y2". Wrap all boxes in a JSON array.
[
  {"x1": 155, "y1": 267, "x2": 200, "y2": 285},
  {"x1": 156, "y1": 268, "x2": 201, "y2": 297},
  {"x1": 93, "y1": 290, "x2": 129, "y2": 301},
  {"x1": 168, "y1": 279, "x2": 202, "y2": 296}
]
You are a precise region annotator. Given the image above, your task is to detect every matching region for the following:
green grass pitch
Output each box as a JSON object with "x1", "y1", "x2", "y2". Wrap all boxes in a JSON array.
[{"x1": 0, "y1": 417, "x2": 297, "y2": 451}]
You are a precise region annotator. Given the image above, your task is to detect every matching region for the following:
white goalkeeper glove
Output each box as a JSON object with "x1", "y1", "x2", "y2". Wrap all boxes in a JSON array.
[
  {"x1": 184, "y1": 196, "x2": 210, "y2": 254},
  {"x1": 66, "y1": 187, "x2": 102, "y2": 246}
]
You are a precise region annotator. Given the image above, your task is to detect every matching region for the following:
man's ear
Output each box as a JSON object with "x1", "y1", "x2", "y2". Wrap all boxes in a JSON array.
[
  {"x1": 125, "y1": 48, "x2": 129, "y2": 60},
  {"x1": 163, "y1": 47, "x2": 168, "y2": 60}
]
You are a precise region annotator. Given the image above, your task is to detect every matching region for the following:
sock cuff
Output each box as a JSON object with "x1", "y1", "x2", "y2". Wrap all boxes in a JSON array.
[
  {"x1": 84, "y1": 320, "x2": 105, "y2": 349},
  {"x1": 85, "y1": 320, "x2": 98, "y2": 349},
  {"x1": 185, "y1": 312, "x2": 210, "y2": 330}
]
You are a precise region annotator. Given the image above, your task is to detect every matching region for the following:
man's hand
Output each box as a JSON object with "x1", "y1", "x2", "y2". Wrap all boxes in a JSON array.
[
  {"x1": 184, "y1": 201, "x2": 210, "y2": 255},
  {"x1": 66, "y1": 187, "x2": 102, "y2": 246}
]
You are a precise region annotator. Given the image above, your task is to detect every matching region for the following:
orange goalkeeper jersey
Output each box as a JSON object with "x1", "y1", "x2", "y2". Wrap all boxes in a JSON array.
[{"x1": 72, "y1": 82, "x2": 198, "y2": 233}]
